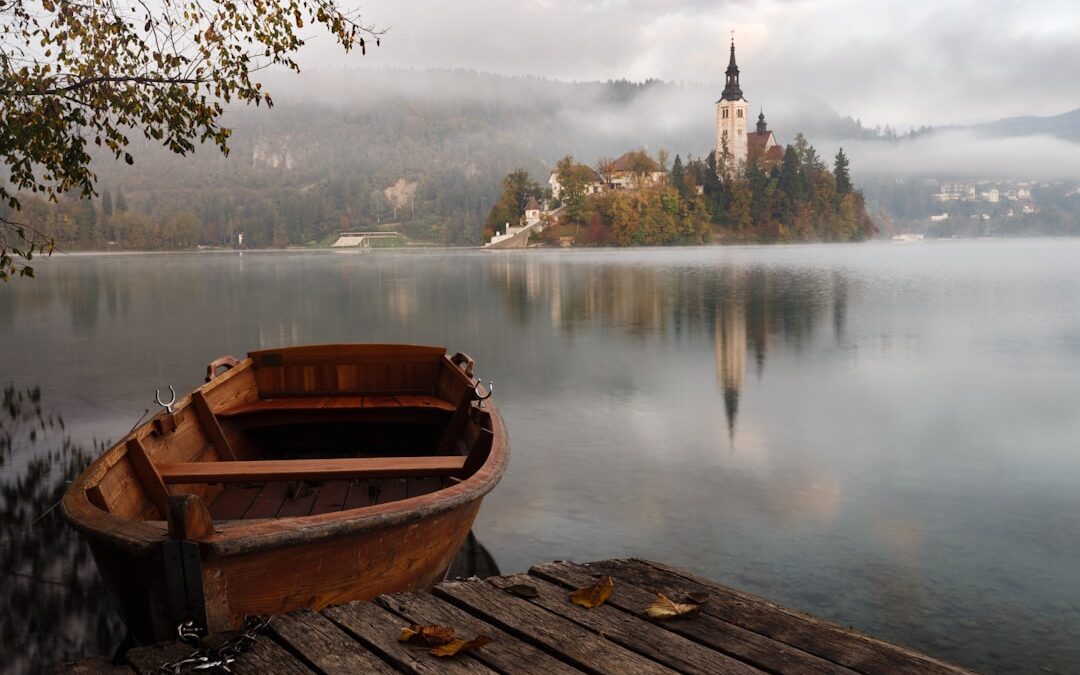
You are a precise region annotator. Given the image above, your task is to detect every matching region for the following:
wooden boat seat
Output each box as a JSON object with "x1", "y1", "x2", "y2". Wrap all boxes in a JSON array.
[
  {"x1": 157, "y1": 456, "x2": 467, "y2": 484},
  {"x1": 217, "y1": 395, "x2": 456, "y2": 418}
]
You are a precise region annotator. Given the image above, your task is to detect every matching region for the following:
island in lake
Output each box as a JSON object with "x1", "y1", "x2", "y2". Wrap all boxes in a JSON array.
[{"x1": 485, "y1": 39, "x2": 875, "y2": 248}]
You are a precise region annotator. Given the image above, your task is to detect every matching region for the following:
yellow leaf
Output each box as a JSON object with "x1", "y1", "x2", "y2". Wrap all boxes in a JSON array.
[
  {"x1": 645, "y1": 593, "x2": 700, "y2": 619},
  {"x1": 430, "y1": 635, "x2": 493, "y2": 657},
  {"x1": 569, "y1": 575, "x2": 614, "y2": 608}
]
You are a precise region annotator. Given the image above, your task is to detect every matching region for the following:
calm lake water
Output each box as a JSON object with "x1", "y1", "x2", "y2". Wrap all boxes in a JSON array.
[{"x1": 2, "y1": 240, "x2": 1079, "y2": 673}]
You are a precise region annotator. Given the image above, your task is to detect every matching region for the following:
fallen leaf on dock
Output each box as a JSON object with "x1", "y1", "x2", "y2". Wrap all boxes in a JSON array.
[
  {"x1": 430, "y1": 635, "x2": 493, "y2": 657},
  {"x1": 398, "y1": 624, "x2": 455, "y2": 646},
  {"x1": 570, "y1": 575, "x2": 614, "y2": 608},
  {"x1": 645, "y1": 593, "x2": 701, "y2": 619},
  {"x1": 506, "y1": 583, "x2": 540, "y2": 598}
]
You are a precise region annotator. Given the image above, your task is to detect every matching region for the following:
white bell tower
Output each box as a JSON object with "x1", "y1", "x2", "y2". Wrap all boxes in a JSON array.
[{"x1": 715, "y1": 36, "x2": 748, "y2": 175}]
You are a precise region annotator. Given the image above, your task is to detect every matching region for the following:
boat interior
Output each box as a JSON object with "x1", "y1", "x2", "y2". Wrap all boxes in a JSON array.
[{"x1": 80, "y1": 345, "x2": 494, "y2": 534}]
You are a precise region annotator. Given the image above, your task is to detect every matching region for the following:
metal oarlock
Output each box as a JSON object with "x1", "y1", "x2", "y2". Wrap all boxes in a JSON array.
[
  {"x1": 474, "y1": 380, "x2": 493, "y2": 407},
  {"x1": 155, "y1": 386, "x2": 177, "y2": 414}
]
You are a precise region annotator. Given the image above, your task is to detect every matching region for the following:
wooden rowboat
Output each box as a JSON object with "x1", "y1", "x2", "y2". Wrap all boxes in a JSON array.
[{"x1": 61, "y1": 344, "x2": 508, "y2": 643}]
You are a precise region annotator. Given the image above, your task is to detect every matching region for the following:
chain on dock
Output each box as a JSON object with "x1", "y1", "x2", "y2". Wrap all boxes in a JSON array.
[{"x1": 152, "y1": 615, "x2": 270, "y2": 674}]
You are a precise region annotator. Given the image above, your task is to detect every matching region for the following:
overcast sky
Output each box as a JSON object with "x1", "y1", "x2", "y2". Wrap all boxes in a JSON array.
[{"x1": 297, "y1": 0, "x2": 1080, "y2": 129}]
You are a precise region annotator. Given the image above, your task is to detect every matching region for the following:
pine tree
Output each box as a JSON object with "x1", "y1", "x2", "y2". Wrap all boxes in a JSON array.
[
  {"x1": 670, "y1": 155, "x2": 686, "y2": 197},
  {"x1": 834, "y1": 148, "x2": 852, "y2": 195},
  {"x1": 115, "y1": 189, "x2": 128, "y2": 212},
  {"x1": 102, "y1": 189, "x2": 114, "y2": 217}
]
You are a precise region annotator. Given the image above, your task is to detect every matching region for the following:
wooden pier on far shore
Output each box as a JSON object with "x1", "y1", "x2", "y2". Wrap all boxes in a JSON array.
[{"x1": 63, "y1": 558, "x2": 975, "y2": 674}]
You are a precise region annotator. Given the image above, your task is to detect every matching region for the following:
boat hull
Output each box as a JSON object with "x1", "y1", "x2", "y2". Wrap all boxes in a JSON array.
[
  {"x1": 61, "y1": 344, "x2": 508, "y2": 643},
  {"x1": 85, "y1": 499, "x2": 481, "y2": 641}
]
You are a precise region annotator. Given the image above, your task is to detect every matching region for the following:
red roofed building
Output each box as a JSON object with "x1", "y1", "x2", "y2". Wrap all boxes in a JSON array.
[{"x1": 748, "y1": 111, "x2": 784, "y2": 169}]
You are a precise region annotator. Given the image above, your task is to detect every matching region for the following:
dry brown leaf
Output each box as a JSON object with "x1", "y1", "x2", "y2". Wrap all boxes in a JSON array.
[
  {"x1": 398, "y1": 624, "x2": 456, "y2": 646},
  {"x1": 645, "y1": 593, "x2": 701, "y2": 619},
  {"x1": 430, "y1": 635, "x2": 493, "y2": 657},
  {"x1": 569, "y1": 575, "x2": 614, "y2": 608},
  {"x1": 506, "y1": 583, "x2": 539, "y2": 599}
]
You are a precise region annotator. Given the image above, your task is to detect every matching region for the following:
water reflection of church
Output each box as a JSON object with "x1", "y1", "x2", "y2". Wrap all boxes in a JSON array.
[
  {"x1": 715, "y1": 298, "x2": 745, "y2": 442},
  {"x1": 486, "y1": 259, "x2": 847, "y2": 444}
]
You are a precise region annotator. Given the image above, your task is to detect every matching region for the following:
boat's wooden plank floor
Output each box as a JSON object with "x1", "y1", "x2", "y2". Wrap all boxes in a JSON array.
[
  {"x1": 208, "y1": 477, "x2": 446, "y2": 520},
  {"x1": 82, "y1": 559, "x2": 975, "y2": 675}
]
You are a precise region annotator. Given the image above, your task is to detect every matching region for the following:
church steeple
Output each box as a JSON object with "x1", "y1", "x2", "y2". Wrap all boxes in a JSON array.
[
  {"x1": 756, "y1": 109, "x2": 767, "y2": 135},
  {"x1": 720, "y1": 36, "x2": 743, "y2": 101}
]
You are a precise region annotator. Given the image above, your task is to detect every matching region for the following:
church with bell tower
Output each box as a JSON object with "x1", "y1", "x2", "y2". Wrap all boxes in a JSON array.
[{"x1": 715, "y1": 37, "x2": 749, "y2": 174}]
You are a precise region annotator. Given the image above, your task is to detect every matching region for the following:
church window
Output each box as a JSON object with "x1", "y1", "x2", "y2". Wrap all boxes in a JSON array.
[
  {"x1": 737, "y1": 109, "x2": 743, "y2": 118},
  {"x1": 722, "y1": 109, "x2": 729, "y2": 119}
]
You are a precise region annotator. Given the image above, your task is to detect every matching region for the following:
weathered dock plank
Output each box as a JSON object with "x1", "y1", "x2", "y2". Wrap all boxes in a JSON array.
[
  {"x1": 68, "y1": 558, "x2": 977, "y2": 675},
  {"x1": 488, "y1": 572, "x2": 765, "y2": 675},
  {"x1": 531, "y1": 560, "x2": 856, "y2": 675},
  {"x1": 589, "y1": 559, "x2": 973, "y2": 675},
  {"x1": 224, "y1": 636, "x2": 315, "y2": 675},
  {"x1": 324, "y1": 596, "x2": 498, "y2": 674},
  {"x1": 268, "y1": 609, "x2": 400, "y2": 675},
  {"x1": 376, "y1": 589, "x2": 580, "y2": 675},
  {"x1": 435, "y1": 576, "x2": 678, "y2": 674},
  {"x1": 125, "y1": 641, "x2": 198, "y2": 674}
]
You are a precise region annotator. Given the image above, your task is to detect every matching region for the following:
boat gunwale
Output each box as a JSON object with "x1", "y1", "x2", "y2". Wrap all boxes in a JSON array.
[{"x1": 60, "y1": 345, "x2": 509, "y2": 559}]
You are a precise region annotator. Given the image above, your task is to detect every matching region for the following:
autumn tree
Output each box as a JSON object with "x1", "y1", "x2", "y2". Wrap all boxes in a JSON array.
[
  {"x1": 554, "y1": 156, "x2": 597, "y2": 223},
  {"x1": 0, "y1": 0, "x2": 382, "y2": 280}
]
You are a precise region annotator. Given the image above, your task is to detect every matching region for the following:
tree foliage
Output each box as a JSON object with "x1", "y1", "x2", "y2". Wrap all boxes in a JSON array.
[
  {"x1": 833, "y1": 147, "x2": 852, "y2": 195},
  {"x1": 0, "y1": 0, "x2": 381, "y2": 280},
  {"x1": 498, "y1": 133, "x2": 875, "y2": 248},
  {"x1": 554, "y1": 155, "x2": 597, "y2": 223},
  {"x1": 484, "y1": 169, "x2": 544, "y2": 240}
]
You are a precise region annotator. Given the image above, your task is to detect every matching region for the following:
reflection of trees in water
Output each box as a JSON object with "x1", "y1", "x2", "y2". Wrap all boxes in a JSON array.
[
  {"x1": 1, "y1": 385, "x2": 123, "y2": 673},
  {"x1": 489, "y1": 259, "x2": 847, "y2": 438}
]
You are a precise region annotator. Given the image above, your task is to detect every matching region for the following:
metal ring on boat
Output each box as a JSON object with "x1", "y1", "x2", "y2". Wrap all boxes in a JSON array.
[
  {"x1": 155, "y1": 385, "x2": 177, "y2": 414},
  {"x1": 474, "y1": 381, "x2": 493, "y2": 406}
]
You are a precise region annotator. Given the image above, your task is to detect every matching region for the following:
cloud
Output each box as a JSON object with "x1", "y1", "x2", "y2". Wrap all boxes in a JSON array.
[
  {"x1": 835, "y1": 131, "x2": 1080, "y2": 180},
  {"x1": 297, "y1": 0, "x2": 1080, "y2": 128}
]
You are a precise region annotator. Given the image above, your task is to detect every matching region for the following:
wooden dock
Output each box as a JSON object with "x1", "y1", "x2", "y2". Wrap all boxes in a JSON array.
[{"x1": 64, "y1": 558, "x2": 976, "y2": 674}]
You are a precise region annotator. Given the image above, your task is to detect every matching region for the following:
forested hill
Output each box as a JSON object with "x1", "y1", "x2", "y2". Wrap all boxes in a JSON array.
[{"x1": 9, "y1": 69, "x2": 901, "y2": 250}]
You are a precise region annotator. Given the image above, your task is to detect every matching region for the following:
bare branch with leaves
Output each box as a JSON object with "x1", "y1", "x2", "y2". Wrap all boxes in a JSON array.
[{"x1": 0, "y1": 0, "x2": 383, "y2": 280}]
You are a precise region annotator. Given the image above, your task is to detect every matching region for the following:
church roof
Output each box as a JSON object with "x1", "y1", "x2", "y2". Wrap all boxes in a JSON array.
[
  {"x1": 525, "y1": 197, "x2": 541, "y2": 211},
  {"x1": 747, "y1": 131, "x2": 775, "y2": 155},
  {"x1": 719, "y1": 39, "x2": 744, "y2": 102},
  {"x1": 765, "y1": 145, "x2": 785, "y2": 162}
]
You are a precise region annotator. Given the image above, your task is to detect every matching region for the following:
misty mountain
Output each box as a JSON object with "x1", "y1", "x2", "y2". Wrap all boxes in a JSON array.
[
  {"x1": 96, "y1": 68, "x2": 893, "y2": 191},
  {"x1": 966, "y1": 107, "x2": 1080, "y2": 143},
  {"x1": 66, "y1": 68, "x2": 1078, "y2": 249}
]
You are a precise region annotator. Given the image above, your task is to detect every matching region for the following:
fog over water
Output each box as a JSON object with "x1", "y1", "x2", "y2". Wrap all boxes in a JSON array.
[{"x1": 2, "y1": 241, "x2": 1079, "y2": 673}]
